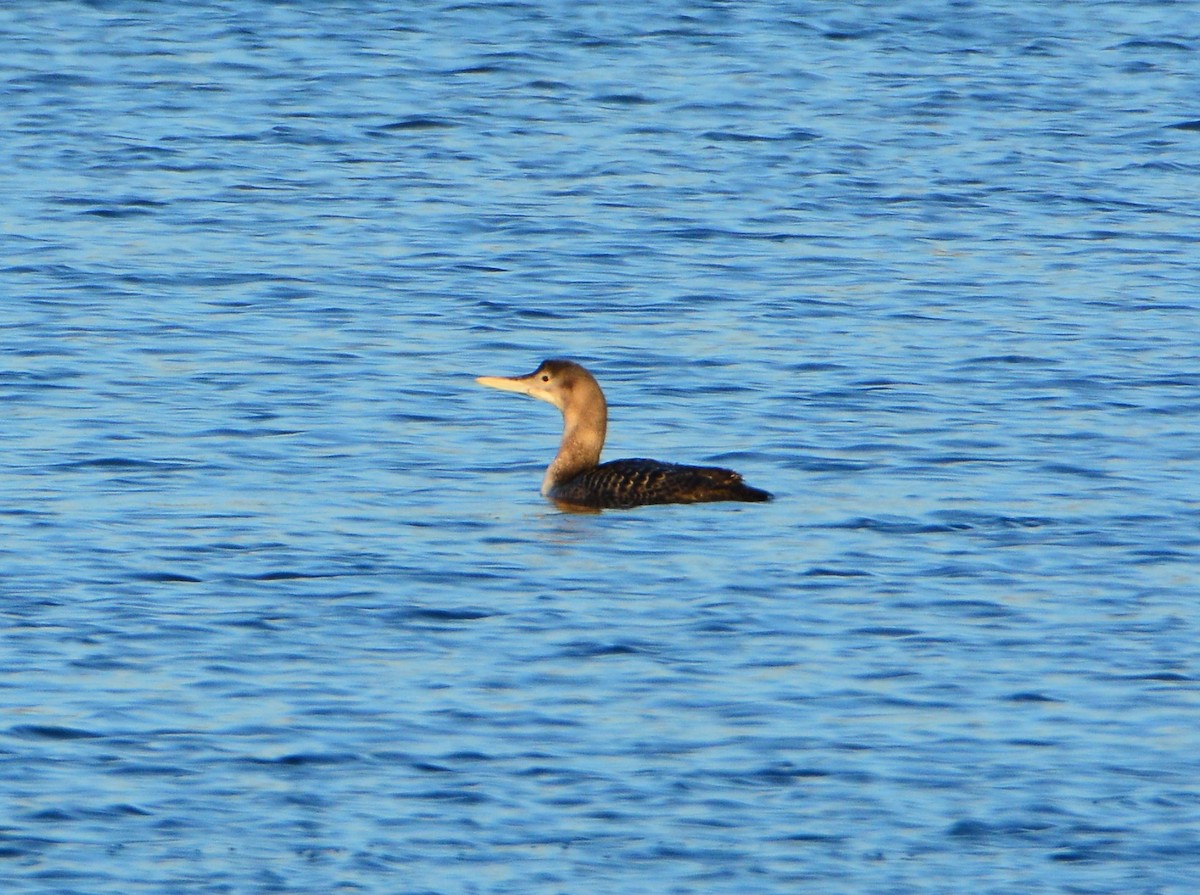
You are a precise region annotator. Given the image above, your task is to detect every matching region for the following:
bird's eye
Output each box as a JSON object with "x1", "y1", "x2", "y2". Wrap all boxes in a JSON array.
[{"x1": 541, "y1": 375, "x2": 550, "y2": 382}]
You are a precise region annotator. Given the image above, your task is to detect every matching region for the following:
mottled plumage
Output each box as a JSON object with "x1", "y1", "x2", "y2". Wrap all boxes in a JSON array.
[
  {"x1": 551, "y1": 458, "x2": 772, "y2": 509},
  {"x1": 475, "y1": 359, "x2": 772, "y2": 510}
]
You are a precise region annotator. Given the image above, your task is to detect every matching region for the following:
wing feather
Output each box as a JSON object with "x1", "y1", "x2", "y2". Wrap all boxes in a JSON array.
[{"x1": 551, "y1": 458, "x2": 771, "y2": 509}]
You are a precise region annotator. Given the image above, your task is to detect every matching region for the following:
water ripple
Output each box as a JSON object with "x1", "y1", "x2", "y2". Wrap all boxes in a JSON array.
[{"x1": 3, "y1": 1, "x2": 1198, "y2": 893}]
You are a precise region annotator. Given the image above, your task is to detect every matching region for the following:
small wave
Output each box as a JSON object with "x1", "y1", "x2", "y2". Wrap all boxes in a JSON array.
[
  {"x1": 128, "y1": 571, "x2": 203, "y2": 583},
  {"x1": 10, "y1": 724, "x2": 103, "y2": 741},
  {"x1": 803, "y1": 566, "x2": 870, "y2": 578},
  {"x1": 373, "y1": 116, "x2": 458, "y2": 131},
  {"x1": 53, "y1": 457, "x2": 199, "y2": 472},
  {"x1": 398, "y1": 606, "x2": 495, "y2": 622},
  {"x1": 247, "y1": 752, "x2": 361, "y2": 767},
  {"x1": 555, "y1": 640, "x2": 644, "y2": 658},
  {"x1": 830, "y1": 516, "x2": 970, "y2": 534}
]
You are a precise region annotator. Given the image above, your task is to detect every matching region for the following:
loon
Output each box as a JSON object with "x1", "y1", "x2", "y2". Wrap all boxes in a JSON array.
[{"x1": 475, "y1": 359, "x2": 772, "y2": 509}]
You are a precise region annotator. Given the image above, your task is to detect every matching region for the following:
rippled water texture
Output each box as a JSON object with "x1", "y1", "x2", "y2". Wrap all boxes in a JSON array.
[{"x1": 3, "y1": 2, "x2": 1199, "y2": 893}]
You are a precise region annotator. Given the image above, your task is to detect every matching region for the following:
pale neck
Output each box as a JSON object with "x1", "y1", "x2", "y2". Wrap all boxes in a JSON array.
[{"x1": 541, "y1": 380, "x2": 607, "y2": 494}]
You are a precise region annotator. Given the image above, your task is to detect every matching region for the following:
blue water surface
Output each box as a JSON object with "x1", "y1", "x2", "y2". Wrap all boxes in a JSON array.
[{"x1": 3, "y1": 2, "x2": 1199, "y2": 893}]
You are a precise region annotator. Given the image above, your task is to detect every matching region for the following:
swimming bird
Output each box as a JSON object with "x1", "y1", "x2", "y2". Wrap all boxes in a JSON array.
[{"x1": 475, "y1": 359, "x2": 772, "y2": 509}]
